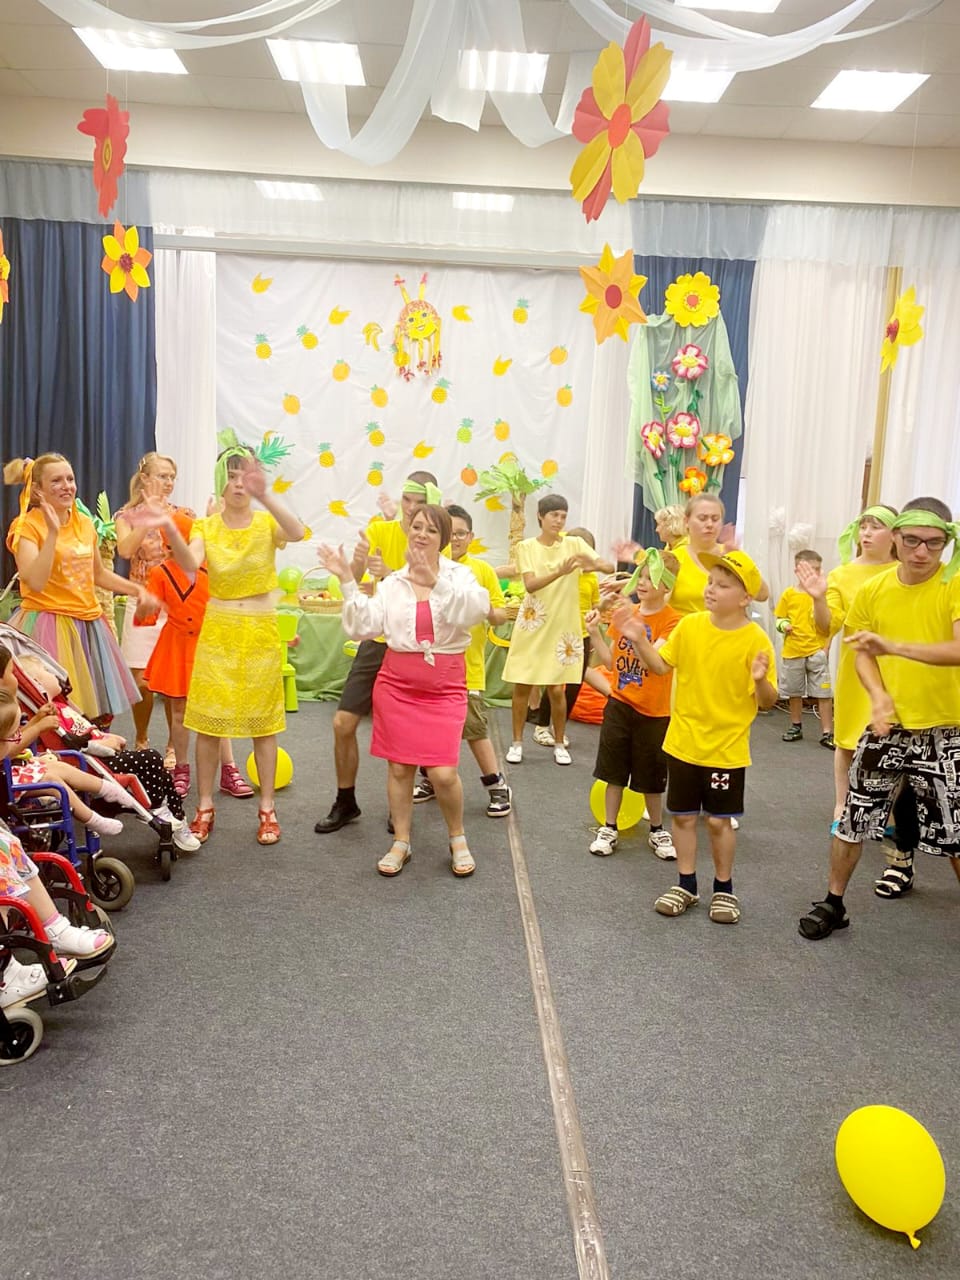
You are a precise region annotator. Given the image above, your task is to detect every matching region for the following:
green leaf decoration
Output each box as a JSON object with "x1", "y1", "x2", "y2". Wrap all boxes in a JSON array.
[
  {"x1": 474, "y1": 460, "x2": 548, "y2": 502},
  {"x1": 76, "y1": 493, "x2": 116, "y2": 544},
  {"x1": 216, "y1": 427, "x2": 242, "y2": 450},
  {"x1": 256, "y1": 434, "x2": 295, "y2": 469}
]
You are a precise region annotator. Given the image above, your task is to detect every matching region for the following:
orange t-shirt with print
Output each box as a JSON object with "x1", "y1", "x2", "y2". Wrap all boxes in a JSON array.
[
  {"x1": 6, "y1": 507, "x2": 101, "y2": 620},
  {"x1": 606, "y1": 603, "x2": 678, "y2": 718}
]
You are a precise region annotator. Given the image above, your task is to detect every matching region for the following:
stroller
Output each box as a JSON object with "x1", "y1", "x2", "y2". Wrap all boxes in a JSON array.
[{"x1": 0, "y1": 624, "x2": 177, "y2": 899}]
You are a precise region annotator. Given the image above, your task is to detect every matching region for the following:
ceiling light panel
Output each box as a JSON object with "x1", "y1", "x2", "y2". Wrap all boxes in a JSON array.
[
  {"x1": 673, "y1": 1, "x2": 782, "y2": 11},
  {"x1": 459, "y1": 50, "x2": 549, "y2": 94},
  {"x1": 267, "y1": 39, "x2": 365, "y2": 86},
  {"x1": 663, "y1": 65, "x2": 736, "y2": 104},
  {"x1": 812, "y1": 70, "x2": 929, "y2": 113},
  {"x1": 452, "y1": 191, "x2": 515, "y2": 213},
  {"x1": 74, "y1": 28, "x2": 188, "y2": 74},
  {"x1": 255, "y1": 181, "x2": 324, "y2": 201}
]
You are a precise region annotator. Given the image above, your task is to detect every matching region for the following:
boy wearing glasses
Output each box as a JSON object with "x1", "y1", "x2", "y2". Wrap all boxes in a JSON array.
[{"x1": 799, "y1": 497, "x2": 960, "y2": 939}]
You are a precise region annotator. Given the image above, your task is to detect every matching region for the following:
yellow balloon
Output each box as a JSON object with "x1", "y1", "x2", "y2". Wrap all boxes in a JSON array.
[
  {"x1": 245, "y1": 747, "x2": 294, "y2": 791},
  {"x1": 589, "y1": 779, "x2": 648, "y2": 831},
  {"x1": 835, "y1": 1106, "x2": 945, "y2": 1249}
]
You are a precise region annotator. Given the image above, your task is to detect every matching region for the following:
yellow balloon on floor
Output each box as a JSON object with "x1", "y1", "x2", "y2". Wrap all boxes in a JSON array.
[
  {"x1": 589, "y1": 779, "x2": 647, "y2": 831},
  {"x1": 835, "y1": 1106, "x2": 945, "y2": 1249},
  {"x1": 245, "y1": 748, "x2": 294, "y2": 791}
]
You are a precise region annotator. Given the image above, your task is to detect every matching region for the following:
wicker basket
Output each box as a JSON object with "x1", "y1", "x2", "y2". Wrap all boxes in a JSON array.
[
  {"x1": 298, "y1": 569, "x2": 343, "y2": 614},
  {"x1": 503, "y1": 599, "x2": 521, "y2": 620}
]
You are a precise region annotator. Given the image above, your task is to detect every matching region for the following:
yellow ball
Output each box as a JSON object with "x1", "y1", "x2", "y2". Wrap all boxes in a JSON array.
[
  {"x1": 245, "y1": 747, "x2": 294, "y2": 791},
  {"x1": 589, "y1": 779, "x2": 648, "y2": 831},
  {"x1": 835, "y1": 1106, "x2": 945, "y2": 1249}
]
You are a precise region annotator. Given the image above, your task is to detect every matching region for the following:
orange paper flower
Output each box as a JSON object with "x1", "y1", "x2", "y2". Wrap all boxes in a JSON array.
[
  {"x1": 101, "y1": 222, "x2": 152, "y2": 302},
  {"x1": 698, "y1": 433, "x2": 735, "y2": 467},
  {"x1": 570, "y1": 18, "x2": 672, "y2": 223},
  {"x1": 77, "y1": 94, "x2": 130, "y2": 218},
  {"x1": 679, "y1": 467, "x2": 708, "y2": 496},
  {"x1": 0, "y1": 229, "x2": 9, "y2": 325},
  {"x1": 579, "y1": 244, "x2": 647, "y2": 344}
]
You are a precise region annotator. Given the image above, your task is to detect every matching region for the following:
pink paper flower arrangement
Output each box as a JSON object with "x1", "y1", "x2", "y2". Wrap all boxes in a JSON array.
[
  {"x1": 671, "y1": 343, "x2": 709, "y2": 381},
  {"x1": 665, "y1": 413, "x2": 701, "y2": 450}
]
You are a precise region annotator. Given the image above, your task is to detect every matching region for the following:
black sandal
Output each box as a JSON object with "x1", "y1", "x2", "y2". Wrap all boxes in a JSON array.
[{"x1": 798, "y1": 900, "x2": 849, "y2": 940}]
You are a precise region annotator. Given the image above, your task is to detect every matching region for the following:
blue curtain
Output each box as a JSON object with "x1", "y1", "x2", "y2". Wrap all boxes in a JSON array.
[
  {"x1": 631, "y1": 255, "x2": 754, "y2": 548},
  {"x1": 0, "y1": 217, "x2": 156, "y2": 577}
]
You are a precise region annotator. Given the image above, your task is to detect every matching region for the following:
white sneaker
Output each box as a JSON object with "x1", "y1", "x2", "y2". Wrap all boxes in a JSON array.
[
  {"x1": 506, "y1": 742, "x2": 523, "y2": 764},
  {"x1": 172, "y1": 825, "x2": 201, "y2": 852},
  {"x1": 533, "y1": 726, "x2": 555, "y2": 747},
  {"x1": 0, "y1": 956, "x2": 47, "y2": 1009},
  {"x1": 648, "y1": 829, "x2": 677, "y2": 860},
  {"x1": 589, "y1": 825, "x2": 618, "y2": 856},
  {"x1": 554, "y1": 744, "x2": 572, "y2": 766}
]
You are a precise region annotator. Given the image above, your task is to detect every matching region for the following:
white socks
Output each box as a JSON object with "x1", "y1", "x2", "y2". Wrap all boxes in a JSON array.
[
  {"x1": 84, "y1": 810, "x2": 123, "y2": 836},
  {"x1": 97, "y1": 777, "x2": 135, "y2": 809}
]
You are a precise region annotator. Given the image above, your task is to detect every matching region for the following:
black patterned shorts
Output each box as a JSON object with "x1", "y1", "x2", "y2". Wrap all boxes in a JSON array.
[{"x1": 838, "y1": 725, "x2": 960, "y2": 857}]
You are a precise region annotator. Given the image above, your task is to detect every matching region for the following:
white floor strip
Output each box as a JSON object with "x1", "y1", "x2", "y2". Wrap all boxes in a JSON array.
[{"x1": 494, "y1": 722, "x2": 610, "y2": 1280}]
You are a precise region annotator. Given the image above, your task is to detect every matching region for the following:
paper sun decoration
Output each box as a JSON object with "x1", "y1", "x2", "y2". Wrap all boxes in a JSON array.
[
  {"x1": 664, "y1": 272, "x2": 720, "y2": 328},
  {"x1": 570, "y1": 17, "x2": 671, "y2": 224},
  {"x1": 579, "y1": 244, "x2": 647, "y2": 344},
  {"x1": 880, "y1": 286, "x2": 924, "y2": 372},
  {"x1": 77, "y1": 94, "x2": 129, "y2": 218},
  {"x1": 101, "y1": 222, "x2": 151, "y2": 301},
  {"x1": 0, "y1": 229, "x2": 9, "y2": 325}
]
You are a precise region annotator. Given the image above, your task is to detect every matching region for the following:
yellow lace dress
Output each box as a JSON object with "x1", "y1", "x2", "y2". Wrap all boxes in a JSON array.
[{"x1": 183, "y1": 512, "x2": 286, "y2": 738}]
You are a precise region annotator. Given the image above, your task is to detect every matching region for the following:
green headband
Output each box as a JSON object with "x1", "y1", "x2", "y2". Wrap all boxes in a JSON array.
[
  {"x1": 893, "y1": 510, "x2": 960, "y2": 580},
  {"x1": 402, "y1": 480, "x2": 443, "y2": 505},
  {"x1": 622, "y1": 548, "x2": 677, "y2": 596},
  {"x1": 214, "y1": 447, "x2": 253, "y2": 498},
  {"x1": 837, "y1": 506, "x2": 897, "y2": 564}
]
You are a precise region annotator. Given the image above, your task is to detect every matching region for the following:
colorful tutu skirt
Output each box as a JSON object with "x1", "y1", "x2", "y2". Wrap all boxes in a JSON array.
[
  {"x1": 11, "y1": 609, "x2": 140, "y2": 720},
  {"x1": 183, "y1": 603, "x2": 284, "y2": 739},
  {"x1": 371, "y1": 649, "x2": 467, "y2": 766}
]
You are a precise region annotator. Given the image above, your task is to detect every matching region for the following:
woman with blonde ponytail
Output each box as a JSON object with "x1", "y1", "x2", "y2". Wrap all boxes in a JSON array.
[{"x1": 4, "y1": 453, "x2": 152, "y2": 720}]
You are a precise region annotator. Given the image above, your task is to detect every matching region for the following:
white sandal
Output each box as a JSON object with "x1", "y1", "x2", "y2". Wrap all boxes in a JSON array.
[
  {"x1": 450, "y1": 835, "x2": 476, "y2": 878},
  {"x1": 377, "y1": 840, "x2": 411, "y2": 877}
]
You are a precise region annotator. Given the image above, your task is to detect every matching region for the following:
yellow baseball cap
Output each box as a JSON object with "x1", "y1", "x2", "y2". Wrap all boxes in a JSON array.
[{"x1": 700, "y1": 549, "x2": 763, "y2": 597}]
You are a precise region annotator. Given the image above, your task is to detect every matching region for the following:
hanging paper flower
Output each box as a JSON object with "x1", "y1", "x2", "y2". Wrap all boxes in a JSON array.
[
  {"x1": 77, "y1": 94, "x2": 130, "y2": 218},
  {"x1": 665, "y1": 413, "x2": 702, "y2": 450},
  {"x1": 679, "y1": 467, "x2": 708, "y2": 496},
  {"x1": 699, "y1": 433, "x2": 735, "y2": 467},
  {"x1": 664, "y1": 272, "x2": 721, "y2": 328},
  {"x1": 100, "y1": 222, "x2": 152, "y2": 302},
  {"x1": 650, "y1": 368, "x2": 671, "y2": 392},
  {"x1": 0, "y1": 229, "x2": 9, "y2": 325},
  {"x1": 640, "y1": 421, "x2": 666, "y2": 460},
  {"x1": 578, "y1": 243, "x2": 647, "y2": 344},
  {"x1": 671, "y1": 344, "x2": 709, "y2": 381},
  {"x1": 569, "y1": 18, "x2": 672, "y2": 223},
  {"x1": 880, "y1": 286, "x2": 924, "y2": 372}
]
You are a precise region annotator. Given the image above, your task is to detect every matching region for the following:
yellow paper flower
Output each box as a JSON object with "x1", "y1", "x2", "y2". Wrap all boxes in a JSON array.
[
  {"x1": 100, "y1": 221, "x2": 152, "y2": 302},
  {"x1": 664, "y1": 272, "x2": 720, "y2": 328},
  {"x1": 579, "y1": 244, "x2": 648, "y2": 344},
  {"x1": 880, "y1": 286, "x2": 924, "y2": 372},
  {"x1": 0, "y1": 228, "x2": 10, "y2": 325},
  {"x1": 698, "y1": 433, "x2": 735, "y2": 467}
]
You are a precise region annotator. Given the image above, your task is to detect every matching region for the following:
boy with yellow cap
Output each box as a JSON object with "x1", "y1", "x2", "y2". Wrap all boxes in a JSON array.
[{"x1": 612, "y1": 548, "x2": 777, "y2": 924}]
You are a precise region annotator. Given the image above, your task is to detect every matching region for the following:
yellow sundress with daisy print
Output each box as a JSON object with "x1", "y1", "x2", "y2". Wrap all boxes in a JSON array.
[{"x1": 503, "y1": 536, "x2": 591, "y2": 685}]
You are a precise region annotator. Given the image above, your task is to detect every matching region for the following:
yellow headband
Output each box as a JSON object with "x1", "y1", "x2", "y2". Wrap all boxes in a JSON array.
[{"x1": 9, "y1": 459, "x2": 35, "y2": 551}]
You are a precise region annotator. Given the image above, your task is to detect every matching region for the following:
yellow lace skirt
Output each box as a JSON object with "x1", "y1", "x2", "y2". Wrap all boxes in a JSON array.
[{"x1": 184, "y1": 605, "x2": 285, "y2": 738}]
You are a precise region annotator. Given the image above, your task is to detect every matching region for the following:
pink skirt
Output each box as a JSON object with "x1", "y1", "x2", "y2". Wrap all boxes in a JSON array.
[{"x1": 371, "y1": 649, "x2": 467, "y2": 766}]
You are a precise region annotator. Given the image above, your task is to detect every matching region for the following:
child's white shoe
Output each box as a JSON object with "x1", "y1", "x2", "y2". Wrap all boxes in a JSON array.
[
  {"x1": 44, "y1": 915, "x2": 114, "y2": 959},
  {"x1": 0, "y1": 957, "x2": 47, "y2": 1009}
]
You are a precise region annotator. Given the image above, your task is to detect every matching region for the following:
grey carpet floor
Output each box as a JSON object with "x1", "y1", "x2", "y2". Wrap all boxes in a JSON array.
[{"x1": 3, "y1": 701, "x2": 958, "y2": 1280}]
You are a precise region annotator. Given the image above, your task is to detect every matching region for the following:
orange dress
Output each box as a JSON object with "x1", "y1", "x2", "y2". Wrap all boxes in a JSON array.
[{"x1": 141, "y1": 562, "x2": 210, "y2": 698}]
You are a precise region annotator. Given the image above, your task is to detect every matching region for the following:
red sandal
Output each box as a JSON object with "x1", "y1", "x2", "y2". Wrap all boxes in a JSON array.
[
  {"x1": 257, "y1": 808, "x2": 280, "y2": 845},
  {"x1": 189, "y1": 806, "x2": 215, "y2": 844}
]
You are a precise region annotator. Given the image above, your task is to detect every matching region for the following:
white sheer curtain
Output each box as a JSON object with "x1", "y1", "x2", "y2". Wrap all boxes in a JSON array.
[
  {"x1": 153, "y1": 248, "x2": 218, "y2": 516},
  {"x1": 579, "y1": 339, "x2": 633, "y2": 563},
  {"x1": 742, "y1": 257, "x2": 886, "y2": 610}
]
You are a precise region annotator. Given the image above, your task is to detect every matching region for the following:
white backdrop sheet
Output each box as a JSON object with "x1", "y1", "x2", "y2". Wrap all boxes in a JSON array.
[{"x1": 216, "y1": 256, "x2": 594, "y2": 571}]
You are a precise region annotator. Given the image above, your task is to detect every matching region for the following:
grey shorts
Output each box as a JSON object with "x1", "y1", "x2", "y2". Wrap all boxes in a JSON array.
[
  {"x1": 462, "y1": 692, "x2": 489, "y2": 742},
  {"x1": 781, "y1": 651, "x2": 832, "y2": 699}
]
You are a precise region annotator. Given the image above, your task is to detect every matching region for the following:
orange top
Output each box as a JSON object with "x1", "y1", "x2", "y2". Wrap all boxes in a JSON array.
[
  {"x1": 6, "y1": 507, "x2": 101, "y2": 620},
  {"x1": 138, "y1": 560, "x2": 209, "y2": 634},
  {"x1": 606, "y1": 603, "x2": 678, "y2": 718}
]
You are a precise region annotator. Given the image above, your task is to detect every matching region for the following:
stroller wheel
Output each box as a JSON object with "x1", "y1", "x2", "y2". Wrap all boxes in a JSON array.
[
  {"x1": 159, "y1": 845, "x2": 172, "y2": 882},
  {"x1": 0, "y1": 1008, "x2": 44, "y2": 1065},
  {"x1": 89, "y1": 857, "x2": 135, "y2": 912}
]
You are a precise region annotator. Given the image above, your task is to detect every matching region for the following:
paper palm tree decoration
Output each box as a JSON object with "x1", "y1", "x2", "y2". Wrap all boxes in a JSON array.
[{"x1": 474, "y1": 459, "x2": 548, "y2": 560}]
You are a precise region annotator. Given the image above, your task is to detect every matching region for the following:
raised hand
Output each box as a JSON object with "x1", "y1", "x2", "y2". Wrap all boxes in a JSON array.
[
  {"x1": 140, "y1": 472, "x2": 167, "y2": 509},
  {"x1": 795, "y1": 559, "x2": 827, "y2": 599},
  {"x1": 612, "y1": 538, "x2": 641, "y2": 563},
  {"x1": 718, "y1": 523, "x2": 738, "y2": 552},
  {"x1": 123, "y1": 506, "x2": 173, "y2": 534},
  {"x1": 351, "y1": 529, "x2": 370, "y2": 580},
  {"x1": 611, "y1": 601, "x2": 644, "y2": 643},
  {"x1": 407, "y1": 544, "x2": 438, "y2": 585},
  {"x1": 751, "y1": 649, "x2": 771, "y2": 682},
  {"x1": 317, "y1": 543, "x2": 352, "y2": 581},
  {"x1": 367, "y1": 549, "x2": 387, "y2": 580},
  {"x1": 38, "y1": 499, "x2": 60, "y2": 535},
  {"x1": 559, "y1": 556, "x2": 579, "y2": 576},
  {"x1": 377, "y1": 490, "x2": 398, "y2": 521},
  {"x1": 239, "y1": 460, "x2": 267, "y2": 501},
  {"x1": 584, "y1": 608, "x2": 602, "y2": 633}
]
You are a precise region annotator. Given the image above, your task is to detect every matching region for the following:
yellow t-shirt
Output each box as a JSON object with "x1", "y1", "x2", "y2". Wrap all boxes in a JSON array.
[
  {"x1": 669, "y1": 544, "x2": 710, "y2": 617},
  {"x1": 659, "y1": 612, "x2": 777, "y2": 768},
  {"x1": 775, "y1": 586, "x2": 830, "y2": 659},
  {"x1": 7, "y1": 507, "x2": 101, "y2": 620},
  {"x1": 459, "y1": 554, "x2": 503, "y2": 692},
  {"x1": 196, "y1": 511, "x2": 284, "y2": 599},
  {"x1": 825, "y1": 560, "x2": 896, "y2": 750},
  {"x1": 578, "y1": 572, "x2": 600, "y2": 638},
  {"x1": 365, "y1": 518, "x2": 408, "y2": 572},
  {"x1": 844, "y1": 566, "x2": 960, "y2": 730}
]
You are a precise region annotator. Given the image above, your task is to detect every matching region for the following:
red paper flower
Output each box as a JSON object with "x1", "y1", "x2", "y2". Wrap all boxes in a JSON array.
[
  {"x1": 672, "y1": 344, "x2": 709, "y2": 381},
  {"x1": 569, "y1": 18, "x2": 672, "y2": 224},
  {"x1": 640, "y1": 421, "x2": 666, "y2": 460},
  {"x1": 77, "y1": 94, "x2": 130, "y2": 218},
  {"x1": 665, "y1": 413, "x2": 702, "y2": 450}
]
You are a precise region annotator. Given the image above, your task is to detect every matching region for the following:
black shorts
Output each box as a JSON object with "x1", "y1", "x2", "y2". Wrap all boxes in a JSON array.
[
  {"x1": 594, "y1": 700, "x2": 669, "y2": 794},
  {"x1": 666, "y1": 755, "x2": 745, "y2": 817},
  {"x1": 338, "y1": 639, "x2": 387, "y2": 717}
]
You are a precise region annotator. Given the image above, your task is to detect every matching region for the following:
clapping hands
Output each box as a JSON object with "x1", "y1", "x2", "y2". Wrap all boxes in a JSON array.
[
  {"x1": 795, "y1": 559, "x2": 827, "y2": 599},
  {"x1": 317, "y1": 542, "x2": 352, "y2": 581}
]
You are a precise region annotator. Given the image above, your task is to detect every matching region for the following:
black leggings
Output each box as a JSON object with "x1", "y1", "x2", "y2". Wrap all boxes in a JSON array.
[
  {"x1": 92, "y1": 748, "x2": 185, "y2": 820},
  {"x1": 536, "y1": 637, "x2": 592, "y2": 725}
]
